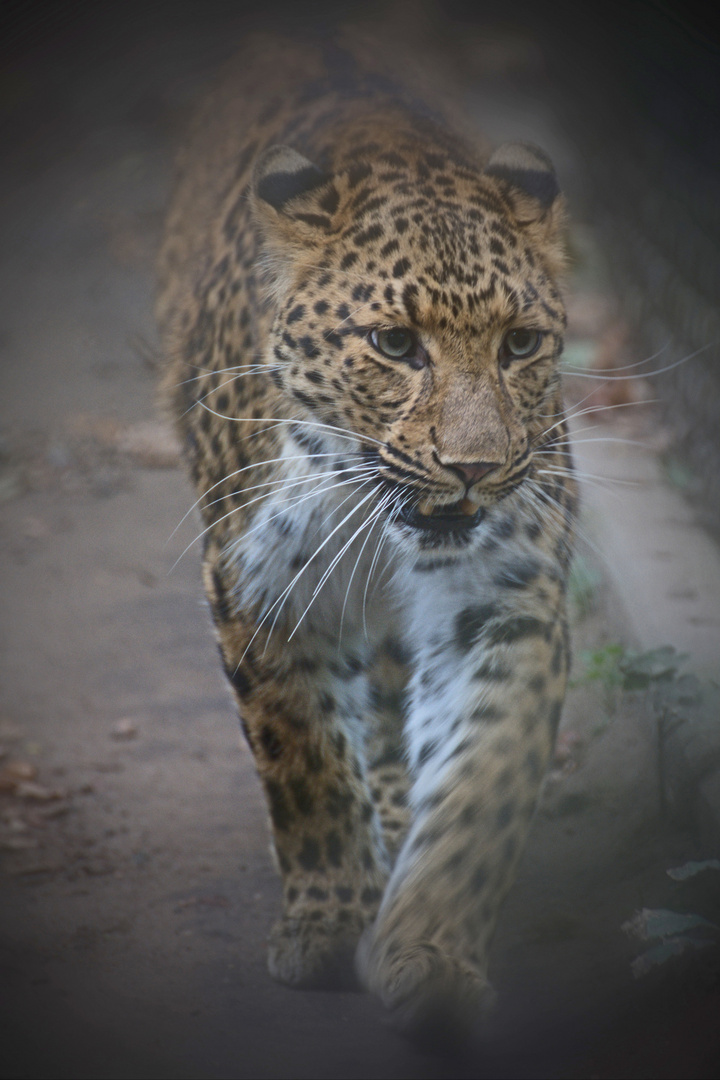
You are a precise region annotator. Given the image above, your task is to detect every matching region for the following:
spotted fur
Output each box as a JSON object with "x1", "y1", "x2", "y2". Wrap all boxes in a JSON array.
[{"x1": 157, "y1": 35, "x2": 576, "y2": 1036}]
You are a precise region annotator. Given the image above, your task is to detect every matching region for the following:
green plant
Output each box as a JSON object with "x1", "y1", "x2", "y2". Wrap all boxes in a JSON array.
[
  {"x1": 572, "y1": 642, "x2": 626, "y2": 714},
  {"x1": 568, "y1": 552, "x2": 603, "y2": 620}
]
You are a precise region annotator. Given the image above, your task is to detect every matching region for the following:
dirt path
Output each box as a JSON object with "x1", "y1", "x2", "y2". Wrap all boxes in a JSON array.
[{"x1": 1, "y1": 10, "x2": 718, "y2": 1078}]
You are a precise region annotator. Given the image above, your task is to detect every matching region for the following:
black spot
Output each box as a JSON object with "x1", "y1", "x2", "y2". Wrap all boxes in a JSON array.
[
  {"x1": 265, "y1": 780, "x2": 293, "y2": 831},
  {"x1": 339, "y1": 250, "x2": 359, "y2": 271},
  {"x1": 444, "y1": 850, "x2": 466, "y2": 873},
  {"x1": 305, "y1": 369, "x2": 324, "y2": 384},
  {"x1": 211, "y1": 568, "x2": 232, "y2": 622},
  {"x1": 347, "y1": 162, "x2": 372, "y2": 188},
  {"x1": 298, "y1": 837, "x2": 322, "y2": 871},
  {"x1": 314, "y1": 299, "x2": 329, "y2": 315},
  {"x1": 454, "y1": 604, "x2": 498, "y2": 653},
  {"x1": 417, "y1": 740, "x2": 438, "y2": 765},
  {"x1": 295, "y1": 213, "x2": 332, "y2": 229},
  {"x1": 299, "y1": 335, "x2": 320, "y2": 359},
  {"x1": 286, "y1": 304, "x2": 305, "y2": 324},
  {"x1": 401, "y1": 282, "x2": 419, "y2": 322},
  {"x1": 353, "y1": 223, "x2": 384, "y2": 247},
  {"x1": 383, "y1": 637, "x2": 411, "y2": 665},
  {"x1": 304, "y1": 745, "x2": 324, "y2": 773},
  {"x1": 380, "y1": 238, "x2": 400, "y2": 258},
  {"x1": 326, "y1": 786, "x2": 355, "y2": 819},
  {"x1": 392, "y1": 257, "x2": 411, "y2": 278},
  {"x1": 326, "y1": 831, "x2": 343, "y2": 867},
  {"x1": 290, "y1": 777, "x2": 315, "y2": 815},
  {"x1": 307, "y1": 886, "x2": 328, "y2": 901},
  {"x1": 352, "y1": 282, "x2": 374, "y2": 302},
  {"x1": 360, "y1": 887, "x2": 382, "y2": 907},
  {"x1": 473, "y1": 661, "x2": 510, "y2": 682},
  {"x1": 335, "y1": 885, "x2": 354, "y2": 903},
  {"x1": 227, "y1": 663, "x2": 252, "y2": 699},
  {"x1": 291, "y1": 425, "x2": 325, "y2": 458},
  {"x1": 551, "y1": 638, "x2": 566, "y2": 675},
  {"x1": 487, "y1": 616, "x2": 550, "y2": 647},
  {"x1": 493, "y1": 516, "x2": 516, "y2": 540},
  {"x1": 380, "y1": 151, "x2": 408, "y2": 168},
  {"x1": 494, "y1": 559, "x2": 541, "y2": 590},
  {"x1": 318, "y1": 692, "x2": 335, "y2": 715},
  {"x1": 292, "y1": 388, "x2": 316, "y2": 410},
  {"x1": 548, "y1": 700, "x2": 563, "y2": 735},
  {"x1": 470, "y1": 704, "x2": 504, "y2": 723},
  {"x1": 260, "y1": 725, "x2": 283, "y2": 760},
  {"x1": 319, "y1": 186, "x2": 339, "y2": 214}
]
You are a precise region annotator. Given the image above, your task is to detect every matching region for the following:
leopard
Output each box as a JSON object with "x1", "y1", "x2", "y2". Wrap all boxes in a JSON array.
[{"x1": 156, "y1": 32, "x2": 576, "y2": 1039}]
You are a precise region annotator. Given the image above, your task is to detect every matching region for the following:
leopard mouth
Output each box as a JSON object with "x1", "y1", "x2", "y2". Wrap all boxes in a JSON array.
[{"x1": 398, "y1": 496, "x2": 486, "y2": 534}]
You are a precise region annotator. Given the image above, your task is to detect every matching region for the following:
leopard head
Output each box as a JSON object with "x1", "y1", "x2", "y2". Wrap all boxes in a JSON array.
[{"x1": 250, "y1": 137, "x2": 567, "y2": 551}]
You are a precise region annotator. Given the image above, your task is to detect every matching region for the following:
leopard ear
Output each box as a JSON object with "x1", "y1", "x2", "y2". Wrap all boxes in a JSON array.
[
  {"x1": 251, "y1": 145, "x2": 337, "y2": 234},
  {"x1": 485, "y1": 142, "x2": 562, "y2": 223}
]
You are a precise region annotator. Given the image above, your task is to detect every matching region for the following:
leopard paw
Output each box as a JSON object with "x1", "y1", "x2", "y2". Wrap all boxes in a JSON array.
[
  {"x1": 356, "y1": 937, "x2": 496, "y2": 1043},
  {"x1": 267, "y1": 910, "x2": 367, "y2": 990}
]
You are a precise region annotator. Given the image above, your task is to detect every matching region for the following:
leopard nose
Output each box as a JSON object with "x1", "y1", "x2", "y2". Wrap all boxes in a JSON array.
[{"x1": 447, "y1": 461, "x2": 499, "y2": 486}]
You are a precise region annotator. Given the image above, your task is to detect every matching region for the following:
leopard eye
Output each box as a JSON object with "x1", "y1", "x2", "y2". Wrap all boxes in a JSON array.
[
  {"x1": 501, "y1": 328, "x2": 543, "y2": 361},
  {"x1": 371, "y1": 327, "x2": 416, "y2": 359}
]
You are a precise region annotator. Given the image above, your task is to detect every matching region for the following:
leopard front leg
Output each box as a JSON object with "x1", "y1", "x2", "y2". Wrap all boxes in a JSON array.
[
  {"x1": 357, "y1": 580, "x2": 569, "y2": 1036},
  {"x1": 205, "y1": 561, "x2": 389, "y2": 990}
]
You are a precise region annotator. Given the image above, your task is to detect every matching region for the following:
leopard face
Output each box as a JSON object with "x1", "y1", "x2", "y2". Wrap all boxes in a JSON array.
[{"x1": 252, "y1": 139, "x2": 567, "y2": 556}]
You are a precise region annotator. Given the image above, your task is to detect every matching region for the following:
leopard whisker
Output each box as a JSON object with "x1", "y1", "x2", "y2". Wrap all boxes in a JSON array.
[
  {"x1": 168, "y1": 451, "x2": 366, "y2": 541},
  {"x1": 339, "y1": 487, "x2": 397, "y2": 640},
  {"x1": 194, "y1": 401, "x2": 388, "y2": 450},
  {"x1": 535, "y1": 466, "x2": 637, "y2": 489},
  {"x1": 562, "y1": 340, "x2": 712, "y2": 381},
  {"x1": 288, "y1": 495, "x2": 391, "y2": 642},
  {"x1": 562, "y1": 341, "x2": 670, "y2": 377},
  {"x1": 362, "y1": 492, "x2": 404, "y2": 638},
  {"x1": 246, "y1": 484, "x2": 380, "y2": 659},
  {"x1": 176, "y1": 359, "x2": 278, "y2": 387},
  {"x1": 172, "y1": 467, "x2": 378, "y2": 573}
]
